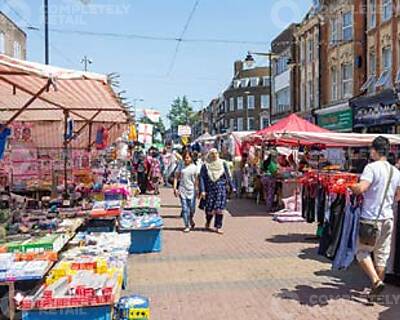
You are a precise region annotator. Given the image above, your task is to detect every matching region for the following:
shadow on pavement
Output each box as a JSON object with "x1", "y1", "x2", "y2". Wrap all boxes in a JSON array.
[
  {"x1": 276, "y1": 246, "x2": 400, "y2": 319},
  {"x1": 227, "y1": 198, "x2": 270, "y2": 217},
  {"x1": 265, "y1": 233, "x2": 320, "y2": 244}
]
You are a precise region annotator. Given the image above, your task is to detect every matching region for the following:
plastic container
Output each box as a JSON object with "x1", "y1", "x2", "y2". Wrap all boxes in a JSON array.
[{"x1": 129, "y1": 229, "x2": 162, "y2": 254}]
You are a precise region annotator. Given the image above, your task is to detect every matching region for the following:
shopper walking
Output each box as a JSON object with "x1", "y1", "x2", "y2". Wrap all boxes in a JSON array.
[
  {"x1": 350, "y1": 136, "x2": 400, "y2": 301},
  {"x1": 173, "y1": 151, "x2": 198, "y2": 233},
  {"x1": 147, "y1": 148, "x2": 162, "y2": 195},
  {"x1": 199, "y1": 148, "x2": 235, "y2": 234}
]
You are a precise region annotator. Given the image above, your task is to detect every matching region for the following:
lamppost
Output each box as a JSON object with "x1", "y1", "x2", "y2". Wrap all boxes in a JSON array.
[
  {"x1": 44, "y1": 0, "x2": 49, "y2": 64},
  {"x1": 80, "y1": 56, "x2": 93, "y2": 71},
  {"x1": 132, "y1": 98, "x2": 144, "y2": 123},
  {"x1": 246, "y1": 51, "x2": 276, "y2": 125}
]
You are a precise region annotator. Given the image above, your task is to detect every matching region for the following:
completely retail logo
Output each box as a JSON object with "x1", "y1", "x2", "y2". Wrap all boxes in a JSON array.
[{"x1": 2, "y1": 0, "x2": 131, "y2": 27}]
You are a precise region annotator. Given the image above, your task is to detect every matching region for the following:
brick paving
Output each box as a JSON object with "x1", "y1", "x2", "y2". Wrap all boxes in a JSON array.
[{"x1": 126, "y1": 189, "x2": 400, "y2": 319}]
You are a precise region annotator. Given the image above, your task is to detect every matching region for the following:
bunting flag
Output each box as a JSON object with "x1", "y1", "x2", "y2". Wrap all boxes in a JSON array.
[
  {"x1": 128, "y1": 124, "x2": 137, "y2": 142},
  {"x1": 143, "y1": 109, "x2": 161, "y2": 123},
  {"x1": 138, "y1": 123, "x2": 153, "y2": 145}
]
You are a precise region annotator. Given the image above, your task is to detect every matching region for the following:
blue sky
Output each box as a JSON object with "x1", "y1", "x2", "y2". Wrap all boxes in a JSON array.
[{"x1": 2, "y1": 0, "x2": 312, "y2": 123}]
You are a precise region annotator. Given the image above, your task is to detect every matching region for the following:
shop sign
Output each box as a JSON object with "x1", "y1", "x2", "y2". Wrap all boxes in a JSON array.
[
  {"x1": 353, "y1": 103, "x2": 400, "y2": 127},
  {"x1": 351, "y1": 89, "x2": 400, "y2": 128},
  {"x1": 318, "y1": 109, "x2": 353, "y2": 132},
  {"x1": 178, "y1": 125, "x2": 191, "y2": 136}
]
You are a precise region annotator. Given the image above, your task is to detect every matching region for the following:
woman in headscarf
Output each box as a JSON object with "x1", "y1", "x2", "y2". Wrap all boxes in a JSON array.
[{"x1": 199, "y1": 148, "x2": 235, "y2": 234}]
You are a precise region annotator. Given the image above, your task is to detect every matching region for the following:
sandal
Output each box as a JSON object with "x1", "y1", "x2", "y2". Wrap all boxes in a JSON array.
[{"x1": 368, "y1": 280, "x2": 385, "y2": 302}]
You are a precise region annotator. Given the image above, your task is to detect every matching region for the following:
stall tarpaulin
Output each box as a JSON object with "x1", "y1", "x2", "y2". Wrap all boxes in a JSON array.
[
  {"x1": 267, "y1": 131, "x2": 400, "y2": 147},
  {"x1": 0, "y1": 54, "x2": 129, "y2": 149}
]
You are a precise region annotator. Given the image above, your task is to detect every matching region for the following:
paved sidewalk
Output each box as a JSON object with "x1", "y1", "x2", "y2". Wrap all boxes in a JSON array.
[{"x1": 126, "y1": 189, "x2": 400, "y2": 320}]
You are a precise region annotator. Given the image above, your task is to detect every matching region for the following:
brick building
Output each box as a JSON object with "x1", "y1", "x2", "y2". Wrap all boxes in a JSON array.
[
  {"x1": 0, "y1": 11, "x2": 26, "y2": 60},
  {"x1": 271, "y1": 24, "x2": 298, "y2": 123},
  {"x1": 314, "y1": 0, "x2": 366, "y2": 132},
  {"x1": 295, "y1": 8, "x2": 321, "y2": 122},
  {"x1": 350, "y1": 0, "x2": 400, "y2": 133},
  {"x1": 220, "y1": 56, "x2": 271, "y2": 133}
]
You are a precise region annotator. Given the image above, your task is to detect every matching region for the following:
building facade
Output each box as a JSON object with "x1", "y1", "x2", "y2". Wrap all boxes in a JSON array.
[
  {"x1": 350, "y1": 0, "x2": 400, "y2": 134},
  {"x1": 315, "y1": 0, "x2": 366, "y2": 132},
  {"x1": 295, "y1": 8, "x2": 321, "y2": 122},
  {"x1": 271, "y1": 24, "x2": 298, "y2": 123},
  {"x1": 220, "y1": 57, "x2": 271, "y2": 133},
  {"x1": 0, "y1": 11, "x2": 26, "y2": 60}
]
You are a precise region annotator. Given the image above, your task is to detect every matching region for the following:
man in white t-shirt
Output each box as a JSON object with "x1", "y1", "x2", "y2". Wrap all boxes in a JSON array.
[{"x1": 351, "y1": 136, "x2": 400, "y2": 300}]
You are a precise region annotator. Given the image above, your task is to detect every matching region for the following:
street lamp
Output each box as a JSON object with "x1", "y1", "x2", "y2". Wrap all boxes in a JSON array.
[
  {"x1": 132, "y1": 98, "x2": 144, "y2": 122},
  {"x1": 80, "y1": 56, "x2": 93, "y2": 71}
]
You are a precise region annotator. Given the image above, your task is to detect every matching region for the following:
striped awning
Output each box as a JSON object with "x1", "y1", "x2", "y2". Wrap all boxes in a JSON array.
[{"x1": 0, "y1": 54, "x2": 129, "y2": 123}]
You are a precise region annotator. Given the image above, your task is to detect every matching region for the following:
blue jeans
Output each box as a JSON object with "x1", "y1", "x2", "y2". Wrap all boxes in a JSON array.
[{"x1": 180, "y1": 195, "x2": 196, "y2": 228}]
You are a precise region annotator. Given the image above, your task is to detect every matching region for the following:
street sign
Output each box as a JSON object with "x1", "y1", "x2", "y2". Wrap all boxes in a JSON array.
[{"x1": 178, "y1": 125, "x2": 191, "y2": 136}]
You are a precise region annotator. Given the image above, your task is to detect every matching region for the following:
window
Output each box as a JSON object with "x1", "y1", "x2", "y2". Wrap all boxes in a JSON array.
[
  {"x1": 307, "y1": 39, "x2": 314, "y2": 62},
  {"x1": 233, "y1": 80, "x2": 241, "y2": 88},
  {"x1": 13, "y1": 41, "x2": 21, "y2": 59},
  {"x1": 382, "y1": 46, "x2": 392, "y2": 71},
  {"x1": 375, "y1": 47, "x2": 393, "y2": 87},
  {"x1": 229, "y1": 97, "x2": 234, "y2": 111},
  {"x1": 369, "y1": 52, "x2": 376, "y2": 75},
  {"x1": 250, "y1": 77, "x2": 259, "y2": 87},
  {"x1": 361, "y1": 75, "x2": 377, "y2": 92},
  {"x1": 261, "y1": 117, "x2": 269, "y2": 129},
  {"x1": 330, "y1": 17, "x2": 339, "y2": 44},
  {"x1": 230, "y1": 118, "x2": 234, "y2": 130},
  {"x1": 237, "y1": 96, "x2": 243, "y2": 110},
  {"x1": 361, "y1": 52, "x2": 377, "y2": 93},
  {"x1": 342, "y1": 11, "x2": 353, "y2": 41},
  {"x1": 247, "y1": 117, "x2": 255, "y2": 131},
  {"x1": 382, "y1": 0, "x2": 392, "y2": 22},
  {"x1": 275, "y1": 88, "x2": 290, "y2": 114},
  {"x1": 237, "y1": 117, "x2": 243, "y2": 131},
  {"x1": 0, "y1": 33, "x2": 4, "y2": 54},
  {"x1": 376, "y1": 47, "x2": 392, "y2": 88},
  {"x1": 331, "y1": 67, "x2": 338, "y2": 101},
  {"x1": 368, "y1": 0, "x2": 376, "y2": 29},
  {"x1": 300, "y1": 40, "x2": 305, "y2": 63},
  {"x1": 261, "y1": 95, "x2": 270, "y2": 109},
  {"x1": 342, "y1": 63, "x2": 353, "y2": 98},
  {"x1": 247, "y1": 95, "x2": 255, "y2": 109},
  {"x1": 276, "y1": 56, "x2": 289, "y2": 75},
  {"x1": 263, "y1": 76, "x2": 270, "y2": 86},
  {"x1": 306, "y1": 80, "x2": 313, "y2": 109},
  {"x1": 240, "y1": 78, "x2": 249, "y2": 88}
]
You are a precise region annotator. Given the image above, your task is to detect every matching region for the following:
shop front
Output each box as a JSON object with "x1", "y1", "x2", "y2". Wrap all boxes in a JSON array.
[
  {"x1": 317, "y1": 109, "x2": 353, "y2": 132},
  {"x1": 350, "y1": 89, "x2": 400, "y2": 134},
  {"x1": 315, "y1": 102, "x2": 353, "y2": 132}
]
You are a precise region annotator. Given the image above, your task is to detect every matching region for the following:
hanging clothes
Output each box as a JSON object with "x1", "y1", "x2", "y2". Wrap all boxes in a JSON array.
[
  {"x1": 319, "y1": 194, "x2": 346, "y2": 260},
  {"x1": 301, "y1": 185, "x2": 316, "y2": 223},
  {"x1": 95, "y1": 126, "x2": 109, "y2": 150},
  {"x1": 332, "y1": 201, "x2": 361, "y2": 270},
  {"x1": 0, "y1": 128, "x2": 11, "y2": 160}
]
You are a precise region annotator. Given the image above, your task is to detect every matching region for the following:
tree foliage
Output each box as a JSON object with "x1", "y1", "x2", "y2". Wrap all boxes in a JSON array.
[{"x1": 167, "y1": 96, "x2": 197, "y2": 129}]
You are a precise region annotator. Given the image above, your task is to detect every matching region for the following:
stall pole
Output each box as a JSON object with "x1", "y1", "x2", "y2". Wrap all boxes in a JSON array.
[
  {"x1": 88, "y1": 122, "x2": 93, "y2": 151},
  {"x1": 63, "y1": 110, "x2": 69, "y2": 200}
]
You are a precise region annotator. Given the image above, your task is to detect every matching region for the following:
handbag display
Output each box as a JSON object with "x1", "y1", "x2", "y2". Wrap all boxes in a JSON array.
[{"x1": 359, "y1": 163, "x2": 393, "y2": 247}]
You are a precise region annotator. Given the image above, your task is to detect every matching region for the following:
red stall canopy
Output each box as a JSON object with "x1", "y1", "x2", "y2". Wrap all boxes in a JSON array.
[{"x1": 256, "y1": 114, "x2": 331, "y2": 136}]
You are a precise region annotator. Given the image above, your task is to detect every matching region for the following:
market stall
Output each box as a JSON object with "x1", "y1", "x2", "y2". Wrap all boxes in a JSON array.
[
  {"x1": 0, "y1": 54, "x2": 129, "y2": 198},
  {"x1": 0, "y1": 56, "x2": 162, "y2": 319}
]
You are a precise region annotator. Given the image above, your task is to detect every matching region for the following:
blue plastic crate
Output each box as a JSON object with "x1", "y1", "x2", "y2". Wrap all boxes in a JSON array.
[
  {"x1": 22, "y1": 305, "x2": 112, "y2": 320},
  {"x1": 129, "y1": 229, "x2": 162, "y2": 254}
]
